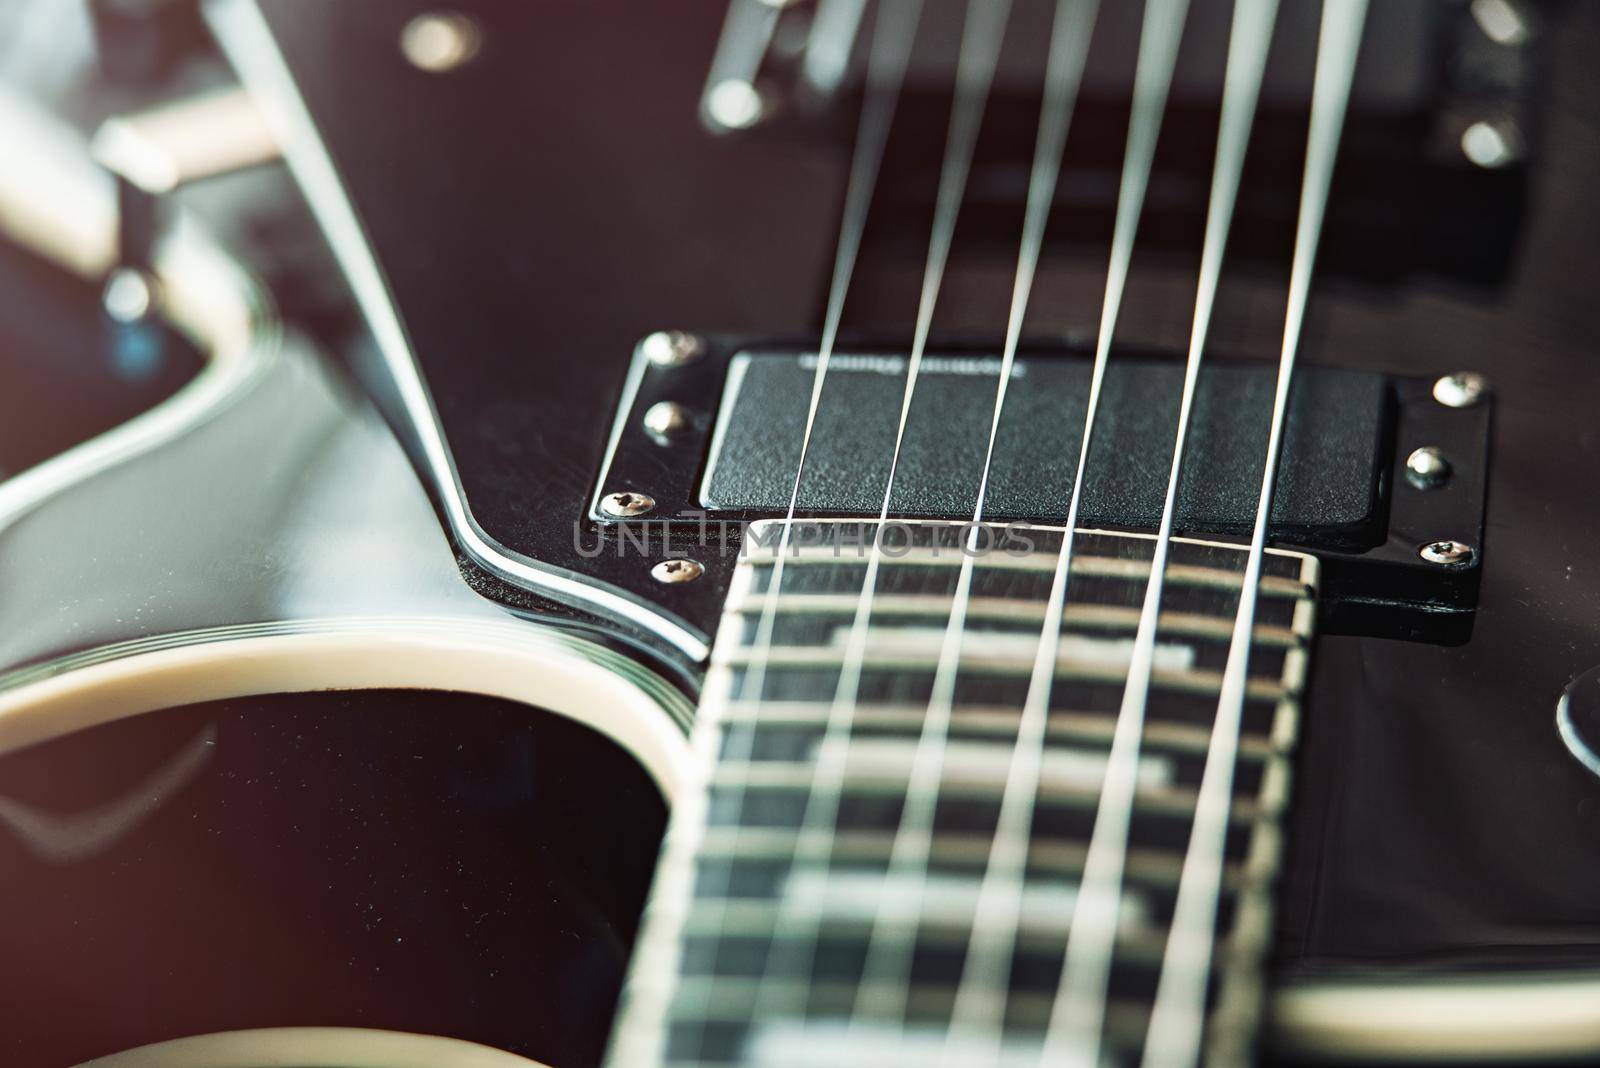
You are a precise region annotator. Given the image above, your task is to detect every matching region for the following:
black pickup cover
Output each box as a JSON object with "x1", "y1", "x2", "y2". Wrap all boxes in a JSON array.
[
  {"x1": 700, "y1": 350, "x2": 1389, "y2": 550},
  {"x1": 595, "y1": 337, "x2": 1489, "y2": 639}
]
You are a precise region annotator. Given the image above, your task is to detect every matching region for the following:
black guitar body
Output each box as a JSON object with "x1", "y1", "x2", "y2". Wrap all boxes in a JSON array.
[
  {"x1": 231, "y1": 0, "x2": 1600, "y2": 996},
  {"x1": 2, "y1": 0, "x2": 1599, "y2": 1064}
]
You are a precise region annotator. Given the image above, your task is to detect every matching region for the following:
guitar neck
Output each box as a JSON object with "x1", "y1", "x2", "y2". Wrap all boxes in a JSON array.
[{"x1": 612, "y1": 521, "x2": 1318, "y2": 1066}]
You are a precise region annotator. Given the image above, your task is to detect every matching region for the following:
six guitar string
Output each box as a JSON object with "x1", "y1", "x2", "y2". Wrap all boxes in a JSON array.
[{"x1": 721, "y1": 0, "x2": 1370, "y2": 1062}]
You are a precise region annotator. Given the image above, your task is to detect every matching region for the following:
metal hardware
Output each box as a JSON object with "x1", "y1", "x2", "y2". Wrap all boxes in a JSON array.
[
  {"x1": 90, "y1": 88, "x2": 281, "y2": 272},
  {"x1": 1471, "y1": 0, "x2": 1531, "y2": 47},
  {"x1": 1432, "y1": 371, "x2": 1490, "y2": 408},
  {"x1": 1405, "y1": 447, "x2": 1452, "y2": 489},
  {"x1": 1420, "y1": 540, "x2": 1475, "y2": 566},
  {"x1": 698, "y1": 0, "x2": 787, "y2": 132},
  {"x1": 643, "y1": 401, "x2": 692, "y2": 443},
  {"x1": 102, "y1": 267, "x2": 158, "y2": 323},
  {"x1": 594, "y1": 336, "x2": 1493, "y2": 643},
  {"x1": 400, "y1": 11, "x2": 482, "y2": 73},
  {"x1": 801, "y1": 0, "x2": 869, "y2": 96},
  {"x1": 91, "y1": 87, "x2": 279, "y2": 195},
  {"x1": 641, "y1": 331, "x2": 705, "y2": 368},
  {"x1": 651, "y1": 558, "x2": 704, "y2": 584},
  {"x1": 1460, "y1": 118, "x2": 1525, "y2": 169},
  {"x1": 600, "y1": 491, "x2": 656, "y2": 518},
  {"x1": 705, "y1": 79, "x2": 767, "y2": 130}
]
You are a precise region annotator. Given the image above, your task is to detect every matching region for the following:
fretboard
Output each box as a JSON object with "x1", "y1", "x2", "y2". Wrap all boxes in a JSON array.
[{"x1": 611, "y1": 520, "x2": 1318, "y2": 1067}]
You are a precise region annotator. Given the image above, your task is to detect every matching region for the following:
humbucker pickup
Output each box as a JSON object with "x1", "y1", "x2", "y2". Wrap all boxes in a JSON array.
[{"x1": 592, "y1": 338, "x2": 1491, "y2": 644}]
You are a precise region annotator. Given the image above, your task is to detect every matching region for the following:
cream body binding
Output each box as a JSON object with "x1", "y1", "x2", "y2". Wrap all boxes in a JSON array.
[
  {"x1": 78, "y1": 1027, "x2": 549, "y2": 1068},
  {"x1": 0, "y1": 87, "x2": 1596, "y2": 1067}
]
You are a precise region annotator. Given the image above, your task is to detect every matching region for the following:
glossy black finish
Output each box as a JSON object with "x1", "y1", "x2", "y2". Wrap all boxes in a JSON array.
[
  {"x1": 246, "y1": 0, "x2": 1531, "y2": 653},
  {"x1": 253, "y1": 0, "x2": 837, "y2": 591},
  {"x1": 0, "y1": 690, "x2": 666, "y2": 1067},
  {"x1": 243, "y1": 0, "x2": 1600, "y2": 1020}
]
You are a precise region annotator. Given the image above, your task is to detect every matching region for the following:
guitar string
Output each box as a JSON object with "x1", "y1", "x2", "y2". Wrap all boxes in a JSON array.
[
  {"x1": 691, "y1": 1, "x2": 1359, "y2": 1062},
  {"x1": 678, "y1": 0, "x2": 922, "y2": 1045},
  {"x1": 743, "y1": 0, "x2": 1012, "y2": 1026},
  {"x1": 702, "y1": 0, "x2": 781, "y2": 127},
  {"x1": 819, "y1": 0, "x2": 1196, "y2": 1061},
  {"x1": 1140, "y1": 2, "x2": 1370, "y2": 1065},
  {"x1": 932, "y1": 2, "x2": 1196, "y2": 1064},
  {"x1": 842, "y1": 0, "x2": 1103, "y2": 1039}
]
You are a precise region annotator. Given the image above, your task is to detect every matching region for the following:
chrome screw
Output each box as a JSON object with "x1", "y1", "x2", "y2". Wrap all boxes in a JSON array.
[
  {"x1": 102, "y1": 267, "x2": 157, "y2": 323},
  {"x1": 643, "y1": 401, "x2": 692, "y2": 443},
  {"x1": 1405, "y1": 447, "x2": 1452, "y2": 489},
  {"x1": 1471, "y1": 0, "x2": 1531, "y2": 47},
  {"x1": 400, "y1": 11, "x2": 482, "y2": 73},
  {"x1": 705, "y1": 79, "x2": 767, "y2": 130},
  {"x1": 651, "y1": 558, "x2": 704, "y2": 584},
  {"x1": 1419, "y1": 540, "x2": 1475, "y2": 566},
  {"x1": 599, "y1": 491, "x2": 656, "y2": 518},
  {"x1": 1460, "y1": 118, "x2": 1525, "y2": 170},
  {"x1": 641, "y1": 330, "x2": 706, "y2": 369},
  {"x1": 1432, "y1": 372, "x2": 1490, "y2": 409}
]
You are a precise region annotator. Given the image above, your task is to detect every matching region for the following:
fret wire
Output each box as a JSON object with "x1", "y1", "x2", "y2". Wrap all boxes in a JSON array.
[
  {"x1": 752, "y1": 548, "x2": 1312, "y2": 599},
  {"x1": 692, "y1": 825, "x2": 1256, "y2": 890},
  {"x1": 715, "y1": 703, "x2": 1281, "y2": 759},
  {"x1": 1143, "y1": 3, "x2": 1372, "y2": 1065},
  {"x1": 748, "y1": 0, "x2": 1011, "y2": 1030},
  {"x1": 944, "y1": 2, "x2": 1194, "y2": 1062},
  {"x1": 724, "y1": 594, "x2": 1304, "y2": 646},
  {"x1": 686, "y1": 917, "x2": 1175, "y2": 967},
  {"x1": 660, "y1": 974, "x2": 1161, "y2": 1031},
  {"x1": 708, "y1": 770, "x2": 1263, "y2": 823},
  {"x1": 722, "y1": 651, "x2": 1293, "y2": 702},
  {"x1": 675, "y1": 0, "x2": 924, "y2": 1056},
  {"x1": 721, "y1": 725, "x2": 1273, "y2": 792},
  {"x1": 845, "y1": 0, "x2": 1102, "y2": 1044},
  {"x1": 612, "y1": 525, "x2": 1315, "y2": 1066}
]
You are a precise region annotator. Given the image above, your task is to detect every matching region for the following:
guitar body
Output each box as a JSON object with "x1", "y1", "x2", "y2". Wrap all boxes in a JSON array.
[
  {"x1": 0, "y1": 109, "x2": 680, "y2": 1068},
  {"x1": 1, "y1": 0, "x2": 1598, "y2": 1064}
]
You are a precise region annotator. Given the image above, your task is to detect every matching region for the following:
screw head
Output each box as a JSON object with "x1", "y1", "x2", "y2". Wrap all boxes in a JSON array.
[
  {"x1": 1460, "y1": 118, "x2": 1525, "y2": 170},
  {"x1": 599, "y1": 491, "x2": 656, "y2": 518},
  {"x1": 705, "y1": 78, "x2": 766, "y2": 130},
  {"x1": 1432, "y1": 372, "x2": 1490, "y2": 409},
  {"x1": 1471, "y1": 0, "x2": 1532, "y2": 47},
  {"x1": 400, "y1": 11, "x2": 481, "y2": 72},
  {"x1": 1405, "y1": 446, "x2": 1452, "y2": 489},
  {"x1": 1419, "y1": 540, "x2": 1475, "y2": 566},
  {"x1": 651, "y1": 558, "x2": 704, "y2": 584},
  {"x1": 103, "y1": 267, "x2": 157, "y2": 323},
  {"x1": 643, "y1": 401, "x2": 692, "y2": 443},
  {"x1": 641, "y1": 331, "x2": 705, "y2": 369}
]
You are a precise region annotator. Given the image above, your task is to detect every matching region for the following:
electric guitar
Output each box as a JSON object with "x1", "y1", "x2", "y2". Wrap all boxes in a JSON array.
[{"x1": 1, "y1": 1, "x2": 1597, "y2": 1065}]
